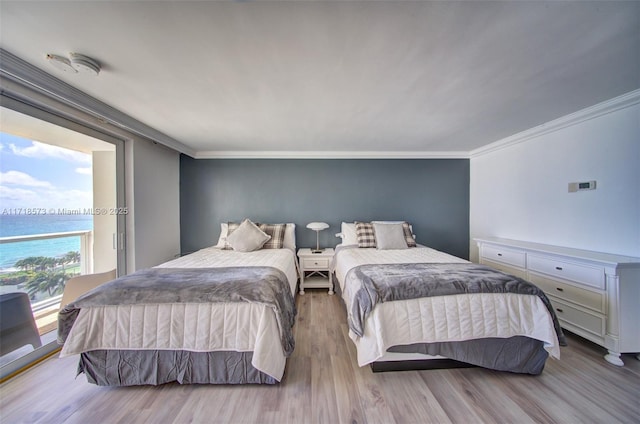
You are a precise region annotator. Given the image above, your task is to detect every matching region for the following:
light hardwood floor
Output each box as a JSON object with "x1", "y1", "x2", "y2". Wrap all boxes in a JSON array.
[{"x1": 1, "y1": 291, "x2": 639, "y2": 424}]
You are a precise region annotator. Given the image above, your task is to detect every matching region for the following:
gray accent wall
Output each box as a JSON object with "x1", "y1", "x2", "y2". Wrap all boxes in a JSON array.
[{"x1": 180, "y1": 157, "x2": 470, "y2": 259}]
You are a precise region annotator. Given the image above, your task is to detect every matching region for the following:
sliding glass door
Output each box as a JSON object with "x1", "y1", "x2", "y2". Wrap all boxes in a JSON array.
[{"x1": 0, "y1": 103, "x2": 126, "y2": 377}]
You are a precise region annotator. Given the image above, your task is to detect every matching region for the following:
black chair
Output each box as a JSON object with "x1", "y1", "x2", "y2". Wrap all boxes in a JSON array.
[{"x1": 0, "y1": 292, "x2": 42, "y2": 356}]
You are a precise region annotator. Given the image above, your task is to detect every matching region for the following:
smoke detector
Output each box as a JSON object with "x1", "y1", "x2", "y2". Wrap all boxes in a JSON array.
[{"x1": 46, "y1": 53, "x2": 101, "y2": 76}]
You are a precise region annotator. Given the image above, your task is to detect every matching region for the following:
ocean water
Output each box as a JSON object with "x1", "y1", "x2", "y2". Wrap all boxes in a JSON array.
[{"x1": 0, "y1": 214, "x2": 93, "y2": 270}]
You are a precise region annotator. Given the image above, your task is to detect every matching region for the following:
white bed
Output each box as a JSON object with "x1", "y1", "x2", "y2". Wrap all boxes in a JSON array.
[
  {"x1": 59, "y1": 220, "x2": 299, "y2": 385},
  {"x1": 332, "y1": 223, "x2": 563, "y2": 374}
]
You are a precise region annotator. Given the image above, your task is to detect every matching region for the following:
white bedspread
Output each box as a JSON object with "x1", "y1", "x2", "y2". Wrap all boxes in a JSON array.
[
  {"x1": 60, "y1": 247, "x2": 298, "y2": 381},
  {"x1": 332, "y1": 246, "x2": 561, "y2": 366}
]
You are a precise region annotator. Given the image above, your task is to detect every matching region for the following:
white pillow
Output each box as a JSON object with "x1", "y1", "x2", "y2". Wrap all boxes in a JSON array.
[
  {"x1": 217, "y1": 222, "x2": 296, "y2": 250},
  {"x1": 283, "y1": 223, "x2": 296, "y2": 250},
  {"x1": 373, "y1": 223, "x2": 408, "y2": 250},
  {"x1": 215, "y1": 223, "x2": 229, "y2": 248},
  {"x1": 340, "y1": 222, "x2": 358, "y2": 245},
  {"x1": 226, "y1": 219, "x2": 271, "y2": 252}
]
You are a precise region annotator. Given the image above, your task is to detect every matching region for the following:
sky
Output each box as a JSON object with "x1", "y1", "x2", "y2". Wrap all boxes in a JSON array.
[{"x1": 0, "y1": 132, "x2": 93, "y2": 211}]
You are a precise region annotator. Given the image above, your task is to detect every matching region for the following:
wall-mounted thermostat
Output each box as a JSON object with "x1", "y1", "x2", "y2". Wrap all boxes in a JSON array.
[{"x1": 568, "y1": 180, "x2": 597, "y2": 192}]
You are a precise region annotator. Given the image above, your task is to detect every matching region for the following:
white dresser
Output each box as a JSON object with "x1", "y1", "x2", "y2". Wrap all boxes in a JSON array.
[{"x1": 475, "y1": 237, "x2": 640, "y2": 366}]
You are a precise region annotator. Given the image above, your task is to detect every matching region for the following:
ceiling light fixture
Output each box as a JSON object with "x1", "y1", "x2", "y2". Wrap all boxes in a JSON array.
[{"x1": 46, "y1": 52, "x2": 101, "y2": 76}]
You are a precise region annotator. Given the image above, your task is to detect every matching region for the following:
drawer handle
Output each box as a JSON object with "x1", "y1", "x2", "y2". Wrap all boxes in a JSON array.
[
  {"x1": 556, "y1": 287, "x2": 564, "y2": 292},
  {"x1": 555, "y1": 266, "x2": 563, "y2": 271},
  {"x1": 556, "y1": 308, "x2": 564, "y2": 313}
]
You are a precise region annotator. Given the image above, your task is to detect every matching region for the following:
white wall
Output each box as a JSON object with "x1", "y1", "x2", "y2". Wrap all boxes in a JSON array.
[
  {"x1": 126, "y1": 139, "x2": 181, "y2": 271},
  {"x1": 470, "y1": 98, "x2": 640, "y2": 262}
]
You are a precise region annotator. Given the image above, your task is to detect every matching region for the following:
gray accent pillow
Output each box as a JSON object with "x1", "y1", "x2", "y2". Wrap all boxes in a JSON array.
[
  {"x1": 226, "y1": 219, "x2": 271, "y2": 252},
  {"x1": 373, "y1": 223, "x2": 408, "y2": 250}
]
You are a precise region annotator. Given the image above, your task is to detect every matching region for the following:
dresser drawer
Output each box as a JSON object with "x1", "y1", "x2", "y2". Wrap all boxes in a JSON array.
[
  {"x1": 528, "y1": 255, "x2": 604, "y2": 289},
  {"x1": 529, "y1": 272, "x2": 605, "y2": 313},
  {"x1": 549, "y1": 297, "x2": 605, "y2": 339},
  {"x1": 302, "y1": 257, "x2": 329, "y2": 270},
  {"x1": 481, "y1": 259, "x2": 527, "y2": 279},
  {"x1": 481, "y1": 245, "x2": 526, "y2": 268}
]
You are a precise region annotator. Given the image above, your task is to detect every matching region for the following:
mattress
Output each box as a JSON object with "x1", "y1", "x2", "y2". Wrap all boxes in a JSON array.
[
  {"x1": 60, "y1": 247, "x2": 298, "y2": 381},
  {"x1": 332, "y1": 246, "x2": 561, "y2": 367}
]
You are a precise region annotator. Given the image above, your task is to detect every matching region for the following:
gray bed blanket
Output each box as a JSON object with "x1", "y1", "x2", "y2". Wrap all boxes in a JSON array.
[
  {"x1": 58, "y1": 266, "x2": 296, "y2": 356},
  {"x1": 349, "y1": 263, "x2": 565, "y2": 346}
]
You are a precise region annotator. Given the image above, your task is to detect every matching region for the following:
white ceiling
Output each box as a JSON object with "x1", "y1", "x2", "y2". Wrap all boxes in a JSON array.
[{"x1": 1, "y1": 1, "x2": 638, "y2": 157}]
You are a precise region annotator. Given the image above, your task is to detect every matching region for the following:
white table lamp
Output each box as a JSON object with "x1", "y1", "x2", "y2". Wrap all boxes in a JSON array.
[{"x1": 306, "y1": 222, "x2": 329, "y2": 253}]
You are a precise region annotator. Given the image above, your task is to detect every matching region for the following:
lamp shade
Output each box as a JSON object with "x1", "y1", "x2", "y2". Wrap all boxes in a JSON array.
[
  {"x1": 306, "y1": 222, "x2": 329, "y2": 253},
  {"x1": 306, "y1": 222, "x2": 329, "y2": 231}
]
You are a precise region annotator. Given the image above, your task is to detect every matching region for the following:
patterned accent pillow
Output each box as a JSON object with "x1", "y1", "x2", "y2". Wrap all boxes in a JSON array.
[
  {"x1": 258, "y1": 223, "x2": 286, "y2": 249},
  {"x1": 402, "y1": 222, "x2": 417, "y2": 247},
  {"x1": 355, "y1": 221, "x2": 376, "y2": 248}
]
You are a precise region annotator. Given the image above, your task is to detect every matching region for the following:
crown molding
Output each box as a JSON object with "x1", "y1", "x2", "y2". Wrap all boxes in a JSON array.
[
  {"x1": 0, "y1": 49, "x2": 195, "y2": 157},
  {"x1": 193, "y1": 150, "x2": 470, "y2": 159},
  {"x1": 470, "y1": 89, "x2": 640, "y2": 158}
]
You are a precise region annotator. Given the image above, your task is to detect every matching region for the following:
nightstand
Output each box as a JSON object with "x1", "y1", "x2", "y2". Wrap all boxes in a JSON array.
[{"x1": 297, "y1": 248, "x2": 335, "y2": 295}]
